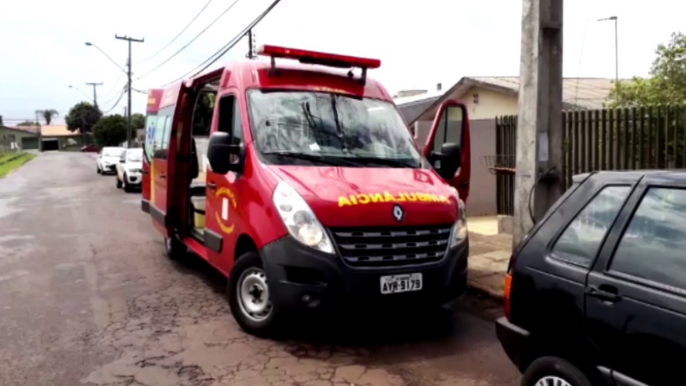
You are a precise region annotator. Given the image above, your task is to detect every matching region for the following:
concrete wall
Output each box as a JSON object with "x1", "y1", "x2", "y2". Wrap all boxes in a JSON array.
[{"x1": 465, "y1": 119, "x2": 497, "y2": 216}]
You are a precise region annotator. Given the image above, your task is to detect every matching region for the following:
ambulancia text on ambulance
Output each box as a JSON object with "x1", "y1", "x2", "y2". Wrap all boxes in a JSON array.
[{"x1": 142, "y1": 45, "x2": 471, "y2": 335}]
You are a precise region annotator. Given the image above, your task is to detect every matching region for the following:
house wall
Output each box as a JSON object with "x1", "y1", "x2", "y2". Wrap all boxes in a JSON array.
[
  {"x1": 412, "y1": 118, "x2": 497, "y2": 216},
  {"x1": 0, "y1": 127, "x2": 39, "y2": 150},
  {"x1": 461, "y1": 86, "x2": 519, "y2": 120},
  {"x1": 465, "y1": 119, "x2": 497, "y2": 216}
]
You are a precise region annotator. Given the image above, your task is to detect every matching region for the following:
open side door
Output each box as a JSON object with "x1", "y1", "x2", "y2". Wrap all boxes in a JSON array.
[{"x1": 423, "y1": 100, "x2": 471, "y2": 203}]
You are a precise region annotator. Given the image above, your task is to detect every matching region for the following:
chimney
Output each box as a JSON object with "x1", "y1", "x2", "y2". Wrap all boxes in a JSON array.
[{"x1": 437, "y1": 83, "x2": 442, "y2": 91}]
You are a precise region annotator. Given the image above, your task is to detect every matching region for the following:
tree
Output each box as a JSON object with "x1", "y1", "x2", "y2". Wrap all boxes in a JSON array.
[
  {"x1": 92, "y1": 115, "x2": 128, "y2": 146},
  {"x1": 65, "y1": 102, "x2": 102, "y2": 134},
  {"x1": 0, "y1": 115, "x2": 3, "y2": 126},
  {"x1": 17, "y1": 121, "x2": 39, "y2": 126},
  {"x1": 36, "y1": 109, "x2": 59, "y2": 125},
  {"x1": 608, "y1": 32, "x2": 686, "y2": 107},
  {"x1": 132, "y1": 113, "x2": 146, "y2": 130}
]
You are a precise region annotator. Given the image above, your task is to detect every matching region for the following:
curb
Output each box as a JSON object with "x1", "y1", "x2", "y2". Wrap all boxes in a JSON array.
[{"x1": 467, "y1": 284, "x2": 504, "y2": 303}]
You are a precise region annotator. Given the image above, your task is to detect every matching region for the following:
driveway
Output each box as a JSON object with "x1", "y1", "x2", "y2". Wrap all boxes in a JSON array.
[{"x1": 0, "y1": 152, "x2": 518, "y2": 386}]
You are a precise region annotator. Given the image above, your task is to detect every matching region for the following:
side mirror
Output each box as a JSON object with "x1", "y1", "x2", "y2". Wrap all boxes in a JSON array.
[
  {"x1": 431, "y1": 143, "x2": 462, "y2": 179},
  {"x1": 119, "y1": 159, "x2": 125, "y2": 164},
  {"x1": 207, "y1": 132, "x2": 243, "y2": 174}
]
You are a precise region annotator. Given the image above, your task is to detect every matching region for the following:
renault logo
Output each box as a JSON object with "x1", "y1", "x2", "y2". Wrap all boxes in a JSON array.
[{"x1": 393, "y1": 204, "x2": 405, "y2": 222}]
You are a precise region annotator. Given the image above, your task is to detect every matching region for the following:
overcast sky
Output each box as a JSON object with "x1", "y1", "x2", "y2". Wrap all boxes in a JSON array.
[{"x1": 1, "y1": 0, "x2": 683, "y2": 125}]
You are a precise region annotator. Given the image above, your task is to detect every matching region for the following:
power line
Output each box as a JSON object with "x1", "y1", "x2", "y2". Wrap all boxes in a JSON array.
[
  {"x1": 137, "y1": 0, "x2": 215, "y2": 64},
  {"x1": 102, "y1": 89, "x2": 127, "y2": 114},
  {"x1": 160, "y1": 0, "x2": 282, "y2": 87},
  {"x1": 101, "y1": 86, "x2": 127, "y2": 113},
  {"x1": 137, "y1": 0, "x2": 242, "y2": 79},
  {"x1": 102, "y1": 72, "x2": 125, "y2": 99}
]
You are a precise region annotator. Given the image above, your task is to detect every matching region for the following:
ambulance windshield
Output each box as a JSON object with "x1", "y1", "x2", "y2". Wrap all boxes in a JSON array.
[{"x1": 247, "y1": 90, "x2": 424, "y2": 168}]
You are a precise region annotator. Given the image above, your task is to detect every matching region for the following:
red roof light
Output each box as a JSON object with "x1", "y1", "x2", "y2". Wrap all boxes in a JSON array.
[{"x1": 258, "y1": 45, "x2": 381, "y2": 69}]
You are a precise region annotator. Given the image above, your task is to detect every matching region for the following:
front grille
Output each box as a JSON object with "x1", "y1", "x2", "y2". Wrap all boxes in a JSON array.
[{"x1": 329, "y1": 224, "x2": 452, "y2": 267}]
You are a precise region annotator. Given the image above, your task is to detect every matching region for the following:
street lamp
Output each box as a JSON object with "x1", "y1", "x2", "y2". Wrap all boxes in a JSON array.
[
  {"x1": 598, "y1": 16, "x2": 618, "y2": 83},
  {"x1": 84, "y1": 42, "x2": 127, "y2": 74}
]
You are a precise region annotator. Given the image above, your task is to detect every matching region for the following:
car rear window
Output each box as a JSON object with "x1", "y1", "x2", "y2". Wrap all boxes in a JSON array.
[
  {"x1": 610, "y1": 188, "x2": 686, "y2": 292},
  {"x1": 551, "y1": 186, "x2": 631, "y2": 267}
]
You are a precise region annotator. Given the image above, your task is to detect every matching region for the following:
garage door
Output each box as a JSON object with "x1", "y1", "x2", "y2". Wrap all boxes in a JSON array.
[
  {"x1": 41, "y1": 139, "x2": 59, "y2": 151},
  {"x1": 21, "y1": 137, "x2": 39, "y2": 150}
]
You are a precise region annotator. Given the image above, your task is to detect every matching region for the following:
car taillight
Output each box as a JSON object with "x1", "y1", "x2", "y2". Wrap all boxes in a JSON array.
[{"x1": 504, "y1": 273, "x2": 513, "y2": 321}]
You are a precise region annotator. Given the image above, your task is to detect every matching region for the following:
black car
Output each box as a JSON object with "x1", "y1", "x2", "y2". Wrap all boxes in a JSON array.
[{"x1": 497, "y1": 171, "x2": 686, "y2": 386}]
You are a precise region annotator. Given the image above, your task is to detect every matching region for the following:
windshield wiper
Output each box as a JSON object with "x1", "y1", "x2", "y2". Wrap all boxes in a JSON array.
[
  {"x1": 262, "y1": 151, "x2": 360, "y2": 167},
  {"x1": 343, "y1": 156, "x2": 418, "y2": 168}
]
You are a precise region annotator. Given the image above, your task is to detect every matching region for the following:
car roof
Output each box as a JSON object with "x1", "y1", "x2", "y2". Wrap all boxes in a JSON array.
[{"x1": 577, "y1": 170, "x2": 686, "y2": 184}]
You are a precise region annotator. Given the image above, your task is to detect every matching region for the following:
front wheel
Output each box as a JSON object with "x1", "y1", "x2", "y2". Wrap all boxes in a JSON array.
[
  {"x1": 116, "y1": 176, "x2": 122, "y2": 189},
  {"x1": 521, "y1": 357, "x2": 593, "y2": 386},
  {"x1": 123, "y1": 174, "x2": 132, "y2": 192},
  {"x1": 96, "y1": 166, "x2": 101, "y2": 175},
  {"x1": 228, "y1": 252, "x2": 281, "y2": 336}
]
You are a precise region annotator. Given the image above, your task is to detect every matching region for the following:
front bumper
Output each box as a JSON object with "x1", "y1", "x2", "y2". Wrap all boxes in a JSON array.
[
  {"x1": 261, "y1": 235, "x2": 469, "y2": 311},
  {"x1": 103, "y1": 164, "x2": 116, "y2": 173},
  {"x1": 496, "y1": 317, "x2": 530, "y2": 371},
  {"x1": 126, "y1": 173, "x2": 142, "y2": 186}
]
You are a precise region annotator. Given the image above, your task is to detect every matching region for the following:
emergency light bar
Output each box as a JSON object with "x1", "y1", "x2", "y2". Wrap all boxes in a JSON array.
[{"x1": 258, "y1": 44, "x2": 381, "y2": 84}]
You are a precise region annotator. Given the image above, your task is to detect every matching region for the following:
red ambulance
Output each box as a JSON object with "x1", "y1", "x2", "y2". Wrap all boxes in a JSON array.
[{"x1": 142, "y1": 45, "x2": 471, "y2": 335}]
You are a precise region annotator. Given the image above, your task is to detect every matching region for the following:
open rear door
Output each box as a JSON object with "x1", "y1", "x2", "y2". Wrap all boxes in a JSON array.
[
  {"x1": 423, "y1": 100, "x2": 471, "y2": 203},
  {"x1": 148, "y1": 83, "x2": 185, "y2": 237},
  {"x1": 142, "y1": 89, "x2": 163, "y2": 214}
]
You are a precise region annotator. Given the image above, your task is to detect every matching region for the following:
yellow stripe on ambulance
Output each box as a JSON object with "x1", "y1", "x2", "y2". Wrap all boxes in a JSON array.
[{"x1": 338, "y1": 191, "x2": 451, "y2": 207}]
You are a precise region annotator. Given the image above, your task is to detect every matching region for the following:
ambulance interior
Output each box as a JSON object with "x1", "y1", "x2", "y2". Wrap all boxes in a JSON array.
[{"x1": 188, "y1": 80, "x2": 219, "y2": 240}]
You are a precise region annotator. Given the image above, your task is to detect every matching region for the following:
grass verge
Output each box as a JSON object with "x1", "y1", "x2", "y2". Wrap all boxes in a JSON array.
[{"x1": 0, "y1": 153, "x2": 36, "y2": 178}]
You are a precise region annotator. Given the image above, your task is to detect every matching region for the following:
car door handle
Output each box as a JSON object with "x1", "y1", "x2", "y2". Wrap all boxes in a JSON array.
[
  {"x1": 159, "y1": 174, "x2": 166, "y2": 180},
  {"x1": 207, "y1": 182, "x2": 217, "y2": 190},
  {"x1": 458, "y1": 182, "x2": 470, "y2": 187},
  {"x1": 142, "y1": 169, "x2": 149, "y2": 175},
  {"x1": 586, "y1": 285, "x2": 621, "y2": 303}
]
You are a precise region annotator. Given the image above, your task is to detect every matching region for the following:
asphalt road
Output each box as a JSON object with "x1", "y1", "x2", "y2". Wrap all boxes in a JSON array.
[{"x1": 0, "y1": 152, "x2": 519, "y2": 386}]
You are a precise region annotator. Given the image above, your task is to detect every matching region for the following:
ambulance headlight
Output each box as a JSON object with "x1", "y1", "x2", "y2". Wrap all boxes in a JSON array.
[
  {"x1": 273, "y1": 182, "x2": 334, "y2": 254},
  {"x1": 450, "y1": 198, "x2": 468, "y2": 248}
]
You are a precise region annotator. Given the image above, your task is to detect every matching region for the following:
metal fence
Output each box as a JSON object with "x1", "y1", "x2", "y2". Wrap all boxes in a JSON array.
[{"x1": 495, "y1": 105, "x2": 686, "y2": 215}]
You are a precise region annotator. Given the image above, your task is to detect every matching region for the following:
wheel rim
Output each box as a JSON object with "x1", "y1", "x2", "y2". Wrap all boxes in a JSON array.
[
  {"x1": 534, "y1": 376, "x2": 572, "y2": 386},
  {"x1": 237, "y1": 268, "x2": 272, "y2": 322}
]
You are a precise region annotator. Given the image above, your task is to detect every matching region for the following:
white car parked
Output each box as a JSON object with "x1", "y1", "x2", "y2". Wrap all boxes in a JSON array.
[
  {"x1": 116, "y1": 148, "x2": 143, "y2": 192},
  {"x1": 96, "y1": 147, "x2": 125, "y2": 175}
]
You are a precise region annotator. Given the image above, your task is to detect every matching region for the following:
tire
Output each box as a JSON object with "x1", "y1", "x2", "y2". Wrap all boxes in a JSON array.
[
  {"x1": 116, "y1": 176, "x2": 122, "y2": 189},
  {"x1": 97, "y1": 166, "x2": 101, "y2": 175},
  {"x1": 228, "y1": 252, "x2": 281, "y2": 336},
  {"x1": 521, "y1": 357, "x2": 593, "y2": 386},
  {"x1": 164, "y1": 236, "x2": 186, "y2": 261},
  {"x1": 123, "y1": 174, "x2": 131, "y2": 192}
]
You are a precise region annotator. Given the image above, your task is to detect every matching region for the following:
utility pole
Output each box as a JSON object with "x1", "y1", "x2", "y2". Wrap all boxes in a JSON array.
[
  {"x1": 115, "y1": 34, "x2": 144, "y2": 148},
  {"x1": 85, "y1": 82, "x2": 103, "y2": 107},
  {"x1": 598, "y1": 16, "x2": 618, "y2": 83},
  {"x1": 513, "y1": 0, "x2": 564, "y2": 246},
  {"x1": 246, "y1": 30, "x2": 256, "y2": 59}
]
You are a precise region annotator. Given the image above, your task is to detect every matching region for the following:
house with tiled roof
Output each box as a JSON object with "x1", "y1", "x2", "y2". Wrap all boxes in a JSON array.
[
  {"x1": 394, "y1": 76, "x2": 619, "y2": 216},
  {"x1": 0, "y1": 125, "x2": 39, "y2": 151}
]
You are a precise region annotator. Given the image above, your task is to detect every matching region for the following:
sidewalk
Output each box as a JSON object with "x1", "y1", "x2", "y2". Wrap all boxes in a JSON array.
[{"x1": 467, "y1": 217, "x2": 513, "y2": 300}]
